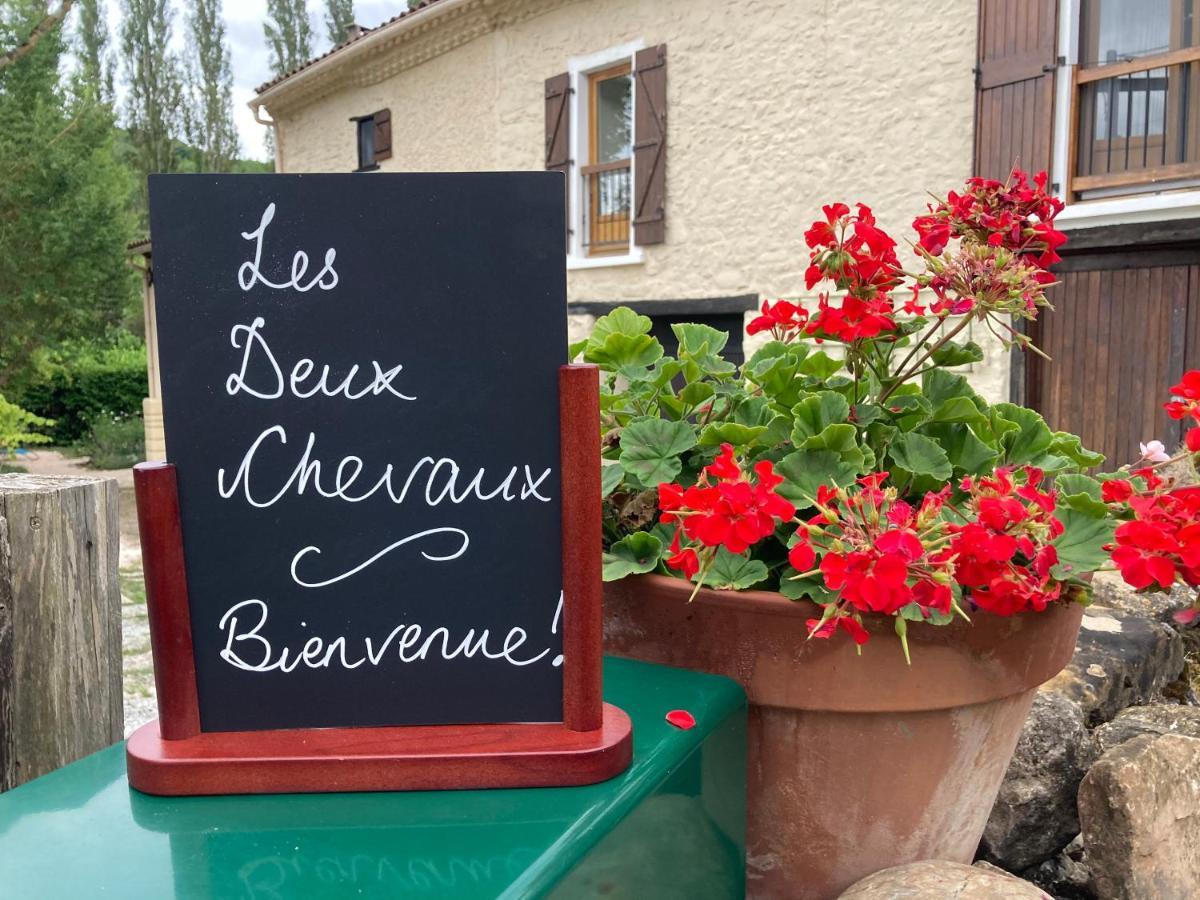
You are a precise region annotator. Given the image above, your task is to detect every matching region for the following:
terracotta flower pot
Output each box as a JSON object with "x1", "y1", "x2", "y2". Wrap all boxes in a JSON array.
[{"x1": 603, "y1": 574, "x2": 1084, "y2": 900}]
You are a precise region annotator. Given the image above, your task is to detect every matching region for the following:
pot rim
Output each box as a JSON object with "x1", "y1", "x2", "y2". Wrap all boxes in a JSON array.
[{"x1": 604, "y1": 573, "x2": 1086, "y2": 712}]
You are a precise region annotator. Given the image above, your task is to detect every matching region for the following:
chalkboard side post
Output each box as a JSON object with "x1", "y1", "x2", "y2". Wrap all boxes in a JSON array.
[
  {"x1": 559, "y1": 364, "x2": 604, "y2": 732},
  {"x1": 133, "y1": 461, "x2": 201, "y2": 740}
]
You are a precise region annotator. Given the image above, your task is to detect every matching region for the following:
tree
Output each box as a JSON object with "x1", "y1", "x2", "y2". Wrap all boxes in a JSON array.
[
  {"x1": 324, "y1": 0, "x2": 354, "y2": 46},
  {"x1": 0, "y1": 0, "x2": 72, "y2": 71},
  {"x1": 264, "y1": 0, "x2": 312, "y2": 77},
  {"x1": 0, "y1": 0, "x2": 137, "y2": 388},
  {"x1": 120, "y1": 0, "x2": 181, "y2": 188},
  {"x1": 182, "y1": 0, "x2": 238, "y2": 173},
  {"x1": 74, "y1": 0, "x2": 112, "y2": 103}
]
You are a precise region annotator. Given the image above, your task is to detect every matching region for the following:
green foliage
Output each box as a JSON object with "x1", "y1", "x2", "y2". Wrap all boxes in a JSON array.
[
  {"x1": 0, "y1": 393, "x2": 53, "y2": 455},
  {"x1": 0, "y1": 1, "x2": 139, "y2": 385},
  {"x1": 120, "y1": 0, "x2": 183, "y2": 192},
  {"x1": 76, "y1": 411, "x2": 145, "y2": 469},
  {"x1": 264, "y1": 0, "x2": 314, "y2": 77},
  {"x1": 182, "y1": 0, "x2": 239, "y2": 173},
  {"x1": 324, "y1": 0, "x2": 356, "y2": 45},
  {"x1": 602, "y1": 532, "x2": 663, "y2": 581},
  {"x1": 585, "y1": 304, "x2": 1110, "y2": 609},
  {"x1": 12, "y1": 338, "x2": 148, "y2": 443}
]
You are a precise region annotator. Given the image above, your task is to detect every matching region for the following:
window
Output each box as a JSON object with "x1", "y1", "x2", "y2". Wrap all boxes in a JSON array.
[
  {"x1": 352, "y1": 109, "x2": 392, "y2": 172},
  {"x1": 1070, "y1": 0, "x2": 1200, "y2": 197},
  {"x1": 546, "y1": 42, "x2": 667, "y2": 267},
  {"x1": 582, "y1": 63, "x2": 633, "y2": 256}
]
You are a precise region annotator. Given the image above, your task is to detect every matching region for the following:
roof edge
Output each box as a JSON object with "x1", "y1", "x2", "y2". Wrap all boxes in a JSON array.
[{"x1": 251, "y1": 0, "x2": 473, "y2": 107}]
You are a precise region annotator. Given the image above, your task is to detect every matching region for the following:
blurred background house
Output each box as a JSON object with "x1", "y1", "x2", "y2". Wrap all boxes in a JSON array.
[{"x1": 146, "y1": 0, "x2": 1200, "y2": 471}]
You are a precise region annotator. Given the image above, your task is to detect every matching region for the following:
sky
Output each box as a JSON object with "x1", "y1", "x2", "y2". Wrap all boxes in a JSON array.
[{"x1": 98, "y1": 1, "x2": 404, "y2": 162}]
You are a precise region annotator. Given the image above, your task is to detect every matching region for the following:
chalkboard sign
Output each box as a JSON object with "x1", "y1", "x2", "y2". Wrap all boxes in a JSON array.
[{"x1": 148, "y1": 173, "x2": 567, "y2": 733}]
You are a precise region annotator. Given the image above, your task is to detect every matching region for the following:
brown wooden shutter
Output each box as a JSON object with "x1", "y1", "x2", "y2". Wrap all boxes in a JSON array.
[
  {"x1": 373, "y1": 109, "x2": 392, "y2": 162},
  {"x1": 633, "y1": 44, "x2": 667, "y2": 246},
  {"x1": 974, "y1": 0, "x2": 1057, "y2": 181},
  {"x1": 544, "y1": 73, "x2": 572, "y2": 239}
]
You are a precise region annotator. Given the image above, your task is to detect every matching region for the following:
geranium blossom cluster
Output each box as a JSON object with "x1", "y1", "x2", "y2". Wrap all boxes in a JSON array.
[
  {"x1": 747, "y1": 204, "x2": 902, "y2": 342},
  {"x1": 948, "y1": 467, "x2": 1063, "y2": 616},
  {"x1": 1164, "y1": 370, "x2": 1200, "y2": 453},
  {"x1": 785, "y1": 467, "x2": 1064, "y2": 647},
  {"x1": 1101, "y1": 372, "x2": 1200, "y2": 625},
  {"x1": 659, "y1": 443, "x2": 795, "y2": 582},
  {"x1": 912, "y1": 169, "x2": 1066, "y2": 278},
  {"x1": 748, "y1": 168, "x2": 1064, "y2": 348},
  {"x1": 788, "y1": 474, "x2": 955, "y2": 646}
]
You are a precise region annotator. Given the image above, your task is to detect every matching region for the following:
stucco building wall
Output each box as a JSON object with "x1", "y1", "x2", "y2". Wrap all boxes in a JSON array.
[{"x1": 265, "y1": 0, "x2": 1007, "y2": 399}]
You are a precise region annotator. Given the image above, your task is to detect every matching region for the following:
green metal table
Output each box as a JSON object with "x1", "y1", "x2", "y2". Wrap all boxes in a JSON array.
[{"x1": 0, "y1": 658, "x2": 745, "y2": 899}]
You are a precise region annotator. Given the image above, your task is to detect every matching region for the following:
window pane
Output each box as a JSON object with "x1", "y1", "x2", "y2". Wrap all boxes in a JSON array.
[
  {"x1": 1081, "y1": 0, "x2": 1188, "y2": 66},
  {"x1": 1076, "y1": 62, "x2": 1200, "y2": 180},
  {"x1": 595, "y1": 74, "x2": 632, "y2": 163},
  {"x1": 357, "y1": 118, "x2": 375, "y2": 169}
]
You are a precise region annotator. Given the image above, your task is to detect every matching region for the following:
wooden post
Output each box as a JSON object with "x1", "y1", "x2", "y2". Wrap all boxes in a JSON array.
[
  {"x1": 559, "y1": 364, "x2": 603, "y2": 732},
  {"x1": 0, "y1": 474, "x2": 122, "y2": 791}
]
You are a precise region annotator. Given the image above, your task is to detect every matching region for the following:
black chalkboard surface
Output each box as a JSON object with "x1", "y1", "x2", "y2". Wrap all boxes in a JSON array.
[{"x1": 148, "y1": 173, "x2": 566, "y2": 732}]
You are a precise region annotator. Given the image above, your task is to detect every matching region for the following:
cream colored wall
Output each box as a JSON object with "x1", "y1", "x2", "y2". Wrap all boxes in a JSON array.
[{"x1": 271, "y1": 0, "x2": 1008, "y2": 399}]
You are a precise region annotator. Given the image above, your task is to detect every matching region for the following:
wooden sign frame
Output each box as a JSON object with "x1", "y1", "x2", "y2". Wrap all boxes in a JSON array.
[{"x1": 126, "y1": 364, "x2": 633, "y2": 795}]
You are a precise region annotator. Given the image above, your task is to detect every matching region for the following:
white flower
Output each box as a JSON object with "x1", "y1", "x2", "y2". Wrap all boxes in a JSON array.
[{"x1": 1139, "y1": 440, "x2": 1170, "y2": 463}]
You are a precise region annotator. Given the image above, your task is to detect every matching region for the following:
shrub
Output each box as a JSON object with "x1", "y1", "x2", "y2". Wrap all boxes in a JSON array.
[
  {"x1": 78, "y1": 412, "x2": 145, "y2": 470},
  {"x1": 11, "y1": 336, "x2": 147, "y2": 443},
  {"x1": 0, "y1": 393, "x2": 53, "y2": 456}
]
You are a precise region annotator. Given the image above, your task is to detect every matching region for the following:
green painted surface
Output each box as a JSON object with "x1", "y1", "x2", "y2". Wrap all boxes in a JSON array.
[{"x1": 0, "y1": 658, "x2": 745, "y2": 899}]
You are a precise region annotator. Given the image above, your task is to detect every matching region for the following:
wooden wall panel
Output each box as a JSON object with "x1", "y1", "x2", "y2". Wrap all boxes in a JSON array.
[{"x1": 1029, "y1": 259, "x2": 1200, "y2": 469}]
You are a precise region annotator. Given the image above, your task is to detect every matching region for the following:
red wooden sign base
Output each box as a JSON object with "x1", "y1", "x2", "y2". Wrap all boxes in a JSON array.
[
  {"x1": 127, "y1": 364, "x2": 633, "y2": 796},
  {"x1": 126, "y1": 706, "x2": 633, "y2": 796}
]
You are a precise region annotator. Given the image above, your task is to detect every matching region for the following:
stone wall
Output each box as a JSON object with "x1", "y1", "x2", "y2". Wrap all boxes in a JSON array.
[{"x1": 264, "y1": 0, "x2": 1012, "y2": 403}]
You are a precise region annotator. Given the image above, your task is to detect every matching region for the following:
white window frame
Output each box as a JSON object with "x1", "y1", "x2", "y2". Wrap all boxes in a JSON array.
[
  {"x1": 1051, "y1": 0, "x2": 1200, "y2": 228},
  {"x1": 566, "y1": 40, "x2": 645, "y2": 270}
]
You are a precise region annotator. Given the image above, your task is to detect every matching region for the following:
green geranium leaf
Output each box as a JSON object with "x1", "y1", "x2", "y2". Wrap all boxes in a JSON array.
[
  {"x1": 775, "y1": 448, "x2": 862, "y2": 506},
  {"x1": 931, "y1": 396, "x2": 986, "y2": 425},
  {"x1": 602, "y1": 532, "x2": 664, "y2": 581},
  {"x1": 672, "y1": 322, "x2": 729, "y2": 356},
  {"x1": 1055, "y1": 473, "x2": 1108, "y2": 517},
  {"x1": 791, "y1": 391, "x2": 851, "y2": 443},
  {"x1": 923, "y1": 368, "x2": 976, "y2": 408},
  {"x1": 888, "y1": 431, "x2": 953, "y2": 481},
  {"x1": 1053, "y1": 508, "x2": 1117, "y2": 577},
  {"x1": 993, "y1": 403, "x2": 1055, "y2": 465},
  {"x1": 586, "y1": 332, "x2": 663, "y2": 370},
  {"x1": 778, "y1": 571, "x2": 838, "y2": 603},
  {"x1": 618, "y1": 418, "x2": 698, "y2": 487},
  {"x1": 1048, "y1": 432, "x2": 1105, "y2": 469},
  {"x1": 601, "y1": 463, "x2": 624, "y2": 498},
  {"x1": 930, "y1": 340, "x2": 985, "y2": 368},
  {"x1": 592, "y1": 306, "x2": 652, "y2": 340},
  {"x1": 799, "y1": 351, "x2": 843, "y2": 380},
  {"x1": 703, "y1": 547, "x2": 769, "y2": 590},
  {"x1": 921, "y1": 423, "x2": 999, "y2": 476},
  {"x1": 897, "y1": 601, "x2": 954, "y2": 625},
  {"x1": 568, "y1": 338, "x2": 589, "y2": 361},
  {"x1": 679, "y1": 381, "x2": 716, "y2": 406},
  {"x1": 800, "y1": 423, "x2": 858, "y2": 453},
  {"x1": 699, "y1": 422, "x2": 768, "y2": 447}
]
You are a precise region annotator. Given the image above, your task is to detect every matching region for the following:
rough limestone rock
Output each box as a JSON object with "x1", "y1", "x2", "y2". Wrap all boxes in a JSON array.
[
  {"x1": 1089, "y1": 571, "x2": 1196, "y2": 624},
  {"x1": 1078, "y1": 733, "x2": 1200, "y2": 899},
  {"x1": 838, "y1": 860, "x2": 1049, "y2": 898},
  {"x1": 1040, "y1": 606, "x2": 1184, "y2": 726},
  {"x1": 1021, "y1": 835, "x2": 1091, "y2": 900},
  {"x1": 978, "y1": 692, "x2": 1095, "y2": 871},
  {"x1": 1093, "y1": 703, "x2": 1200, "y2": 755}
]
